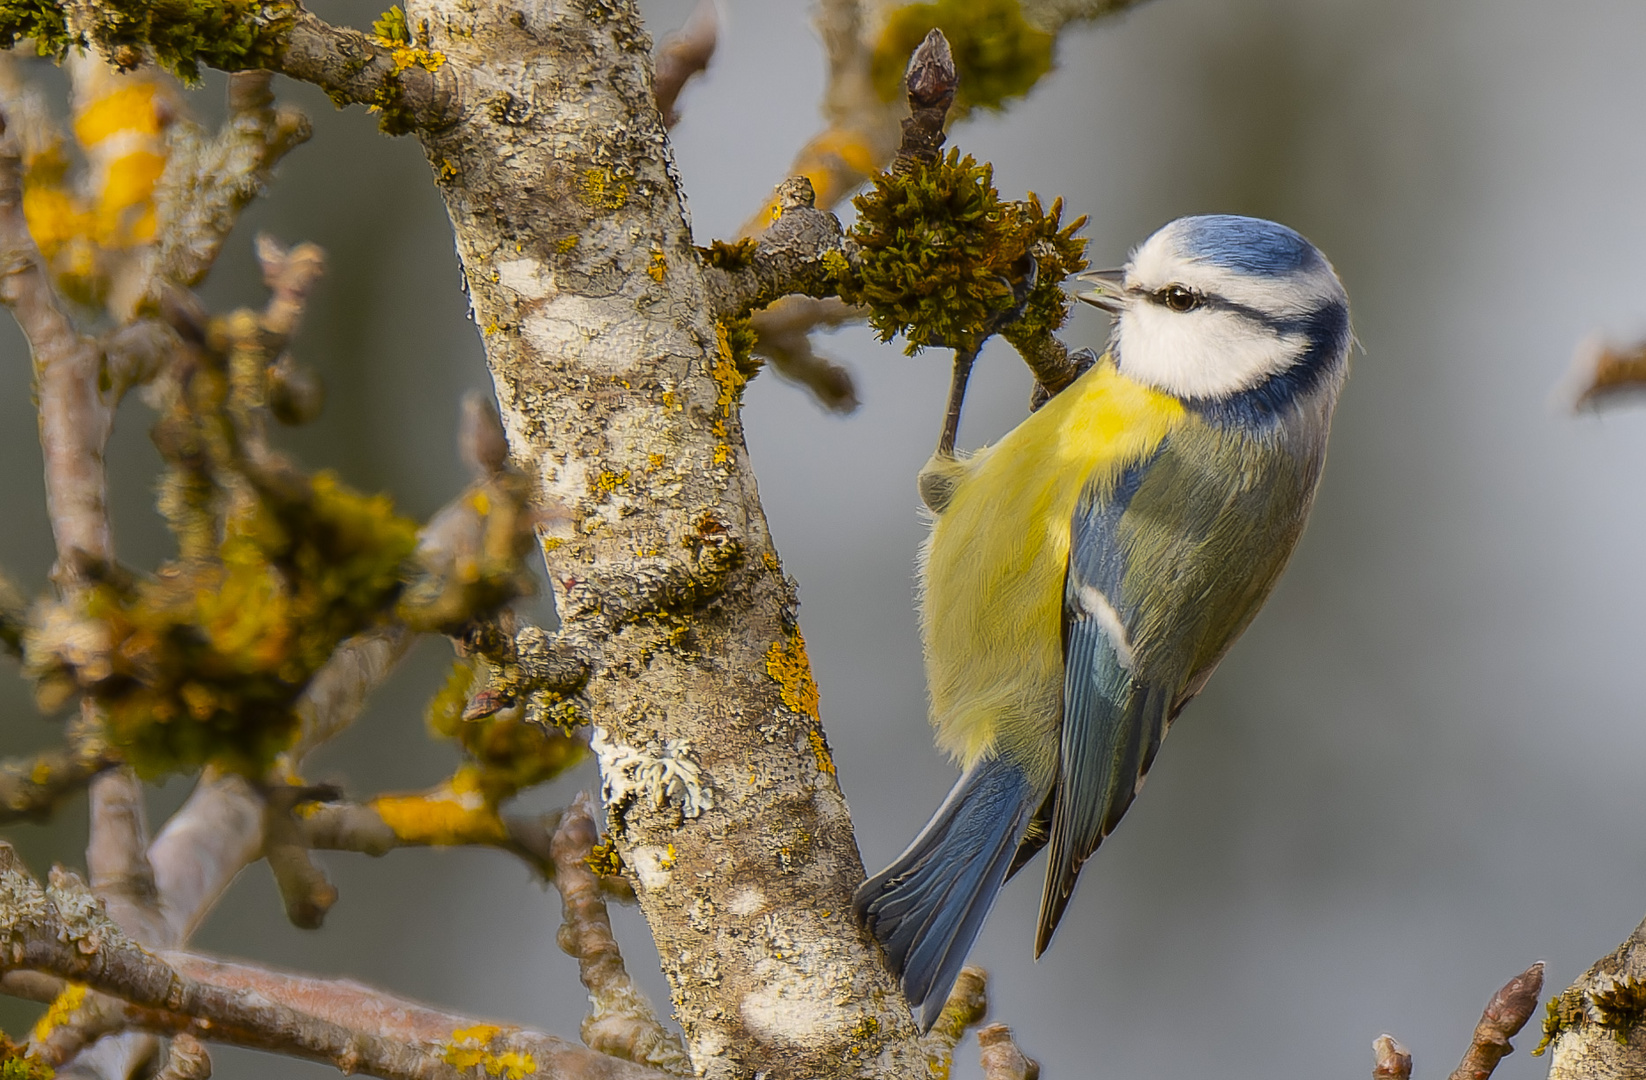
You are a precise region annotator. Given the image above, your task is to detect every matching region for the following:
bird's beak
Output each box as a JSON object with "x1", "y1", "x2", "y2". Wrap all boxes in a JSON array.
[{"x1": 1075, "y1": 269, "x2": 1130, "y2": 314}]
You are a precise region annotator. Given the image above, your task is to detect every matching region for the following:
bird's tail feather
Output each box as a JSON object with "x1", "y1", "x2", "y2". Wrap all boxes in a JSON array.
[{"x1": 853, "y1": 756, "x2": 1039, "y2": 1031}]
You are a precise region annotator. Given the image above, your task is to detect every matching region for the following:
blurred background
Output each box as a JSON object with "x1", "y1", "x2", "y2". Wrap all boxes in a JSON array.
[{"x1": 6, "y1": 0, "x2": 1646, "y2": 1076}]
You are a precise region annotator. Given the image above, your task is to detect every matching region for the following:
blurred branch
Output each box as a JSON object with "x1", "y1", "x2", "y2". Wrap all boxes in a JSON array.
[
  {"x1": 298, "y1": 793, "x2": 577, "y2": 883},
  {"x1": 977, "y1": 1023, "x2": 1040, "y2": 1080},
  {"x1": 653, "y1": 0, "x2": 717, "y2": 129},
  {"x1": 0, "y1": 723, "x2": 118, "y2": 824},
  {"x1": 0, "y1": 105, "x2": 114, "y2": 586},
  {"x1": 1567, "y1": 337, "x2": 1646, "y2": 409},
  {"x1": 551, "y1": 793, "x2": 690, "y2": 1075},
  {"x1": 748, "y1": 298, "x2": 859, "y2": 412},
  {"x1": 140, "y1": 71, "x2": 312, "y2": 308},
  {"x1": 1020, "y1": 0, "x2": 1155, "y2": 30},
  {"x1": 0, "y1": 844, "x2": 668, "y2": 1080}
]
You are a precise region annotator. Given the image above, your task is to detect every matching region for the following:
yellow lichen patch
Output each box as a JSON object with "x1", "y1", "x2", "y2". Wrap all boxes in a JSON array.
[
  {"x1": 72, "y1": 84, "x2": 165, "y2": 145},
  {"x1": 808, "y1": 728, "x2": 835, "y2": 777},
  {"x1": 488, "y1": 1051, "x2": 536, "y2": 1079},
  {"x1": 579, "y1": 168, "x2": 630, "y2": 212},
  {"x1": 554, "y1": 234, "x2": 580, "y2": 254},
  {"x1": 370, "y1": 768, "x2": 510, "y2": 846},
  {"x1": 387, "y1": 44, "x2": 446, "y2": 75},
  {"x1": 30, "y1": 982, "x2": 87, "y2": 1042},
  {"x1": 442, "y1": 1025, "x2": 535, "y2": 1078},
  {"x1": 443, "y1": 1024, "x2": 504, "y2": 1069},
  {"x1": 646, "y1": 453, "x2": 665, "y2": 470},
  {"x1": 592, "y1": 469, "x2": 629, "y2": 495},
  {"x1": 765, "y1": 630, "x2": 820, "y2": 721},
  {"x1": 647, "y1": 245, "x2": 667, "y2": 282}
]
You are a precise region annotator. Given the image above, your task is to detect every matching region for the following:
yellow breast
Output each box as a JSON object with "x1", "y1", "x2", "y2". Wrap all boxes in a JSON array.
[{"x1": 918, "y1": 360, "x2": 1185, "y2": 781}]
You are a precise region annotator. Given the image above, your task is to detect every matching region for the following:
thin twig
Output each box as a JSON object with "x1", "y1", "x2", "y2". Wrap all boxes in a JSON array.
[
  {"x1": 1448, "y1": 962, "x2": 1544, "y2": 1080},
  {"x1": 552, "y1": 793, "x2": 690, "y2": 1075},
  {"x1": 0, "y1": 106, "x2": 114, "y2": 586},
  {"x1": 0, "y1": 728, "x2": 118, "y2": 824}
]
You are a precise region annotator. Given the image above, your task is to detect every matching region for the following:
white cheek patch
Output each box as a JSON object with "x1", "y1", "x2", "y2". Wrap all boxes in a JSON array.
[{"x1": 1115, "y1": 304, "x2": 1306, "y2": 399}]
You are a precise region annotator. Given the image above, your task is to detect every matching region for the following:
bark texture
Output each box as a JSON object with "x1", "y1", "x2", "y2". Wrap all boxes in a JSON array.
[
  {"x1": 1547, "y1": 914, "x2": 1646, "y2": 1078},
  {"x1": 400, "y1": 2, "x2": 920, "y2": 1075}
]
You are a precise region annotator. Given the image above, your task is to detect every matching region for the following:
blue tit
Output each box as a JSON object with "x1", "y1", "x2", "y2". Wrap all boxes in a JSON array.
[{"x1": 853, "y1": 214, "x2": 1351, "y2": 1030}]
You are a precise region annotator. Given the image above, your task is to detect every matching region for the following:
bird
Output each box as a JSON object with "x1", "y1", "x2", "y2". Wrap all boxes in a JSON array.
[{"x1": 852, "y1": 214, "x2": 1351, "y2": 1031}]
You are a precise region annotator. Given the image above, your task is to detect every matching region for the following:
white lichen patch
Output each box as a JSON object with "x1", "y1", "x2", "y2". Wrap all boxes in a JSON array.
[
  {"x1": 740, "y1": 961, "x2": 857, "y2": 1048},
  {"x1": 725, "y1": 887, "x2": 764, "y2": 917},
  {"x1": 497, "y1": 258, "x2": 554, "y2": 299},
  {"x1": 627, "y1": 845, "x2": 674, "y2": 889},
  {"x1": 521, "y1": 295, "x2": 654, "y2": 375},
  {"x1": 591, "y1": 728, "x2": 714, "y2": 818}
]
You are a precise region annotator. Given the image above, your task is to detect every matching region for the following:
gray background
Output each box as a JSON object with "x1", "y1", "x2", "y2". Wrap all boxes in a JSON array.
[{"x1": 5, "y1": 1, "x2": 1646, "y2": 1077}]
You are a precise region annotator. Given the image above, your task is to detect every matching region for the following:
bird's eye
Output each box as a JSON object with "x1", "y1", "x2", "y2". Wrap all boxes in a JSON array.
[{"x1": 1159, "y1": 284, "x2": 1200, "y2": 313}]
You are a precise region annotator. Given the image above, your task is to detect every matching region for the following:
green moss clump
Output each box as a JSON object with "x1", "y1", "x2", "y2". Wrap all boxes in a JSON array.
[
  {"x1": 718, "y1": 315, "x2": 761, "y2": 381},
  {"x1": 371, "y1": 4, "x2": 408, "y2": 43},
  {"x1": 0, "y1": 1034, "x2": 54, "y2": 1080},
  {"x1": 87, "y1": 471, "x2": 419, "y2": 776},
  {"x1": 1001, "y1": 193, "x2": 1089, "y2": 347},
  {"x1": 0, "y1": 0, "x2": 74, "y2": 58},
  {"x1": 1592, "y1": 975, "x2": 1646, "y2": 1044},
  {"x1": 871, "y1": 0, "x2": 1053, "y2": 114},
  {"x1": 696, "y1": 238, "x2": 759, "y2": 271},
  {"x1": 95, "y1": 0, "x2": 295, "y2": 83},
  {"x1": 427, "y1": 656, "x2": 586, "y2": 804},
  {"x1": 835, "y1": 148, "x2": 1085, "y2": 355}
]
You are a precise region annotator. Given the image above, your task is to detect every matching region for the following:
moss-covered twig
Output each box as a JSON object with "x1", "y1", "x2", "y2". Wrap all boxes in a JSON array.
[
  {"x1": 0, "y1": 0, "x2": 450, "y2": 134},
  {"x1": 551, "y1": 793, "x2": 690, "y2": 1075},
  {"x1": 0, "y1": 843, "x2": 669, "y2": 1080}
]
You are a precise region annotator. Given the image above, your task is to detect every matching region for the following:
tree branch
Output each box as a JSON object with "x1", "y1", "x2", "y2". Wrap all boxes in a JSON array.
[
  {"x1": 0, "y1": 105, "x2": 113, "y2": 586},
  {"x1": 0, "y1": 843, "x2": 668, "y2": 1080},
  {"x1": 551, "y1": 793, "x2": 689, "y2": 1075},
  {"x1": 0, "y1": 725, "x2": 117, "y2": 824},
  {"x1": 701, "y1": 179, "x2": 847, "y2": 320}
]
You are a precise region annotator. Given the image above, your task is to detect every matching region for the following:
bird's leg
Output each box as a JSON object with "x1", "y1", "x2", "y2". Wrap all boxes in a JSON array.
[{"x1": 938, "y1": 345, "x2": 978, "y2": 458}]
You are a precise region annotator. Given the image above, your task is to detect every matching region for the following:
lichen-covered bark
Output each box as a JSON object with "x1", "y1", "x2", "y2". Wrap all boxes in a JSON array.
[
  {"x1": 400, "y1": 2, "x2": 920, "y2": 1075},
  {"x1": 1545, "y1": 914, "x2": 1646, "y2": 1078}
]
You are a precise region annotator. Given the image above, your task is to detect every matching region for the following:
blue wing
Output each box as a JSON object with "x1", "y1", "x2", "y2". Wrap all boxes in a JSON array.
[{"x1": 1033, "y1": 461, "x2": 1174, "y2": 956}]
